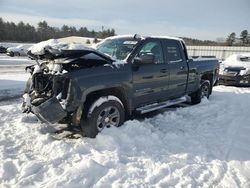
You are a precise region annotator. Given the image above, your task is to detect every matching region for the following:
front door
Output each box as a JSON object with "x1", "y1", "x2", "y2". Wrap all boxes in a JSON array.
[{"x1": 131, "y1": 39, "x2": 169, "y2": 107}]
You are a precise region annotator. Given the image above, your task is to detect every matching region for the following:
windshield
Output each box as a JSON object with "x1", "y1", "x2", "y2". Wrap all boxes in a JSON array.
[{"x1": 96, "y1": 37, "x2": 139, "y2": 60}]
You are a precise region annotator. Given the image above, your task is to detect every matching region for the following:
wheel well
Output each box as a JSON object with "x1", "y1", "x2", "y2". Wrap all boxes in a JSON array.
[
  {"x1": 201, "y1": 74, "x2": 213, "y2": 94},
  {"x1": 84, "y1": 87, "x2": 129, "y2": 118}
]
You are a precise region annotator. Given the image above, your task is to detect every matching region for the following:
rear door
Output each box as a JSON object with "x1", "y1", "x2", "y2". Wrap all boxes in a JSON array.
[
  {"x1": 163, "y1": 39, "x2": 188, "y2": 98},
  {"x1": 131, "y1": 39, "x2": 170, "y2": 107}
]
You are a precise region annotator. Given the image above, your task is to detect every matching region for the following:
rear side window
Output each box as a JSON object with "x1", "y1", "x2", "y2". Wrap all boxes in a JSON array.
[{"x1": 165, "y1": 41, "x2": 183, "y2": 63}]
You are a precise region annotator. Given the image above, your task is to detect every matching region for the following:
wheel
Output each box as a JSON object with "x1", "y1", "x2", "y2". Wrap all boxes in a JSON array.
[
  {"x1": 80, "y1": 97, "x2": 125, "y2": 138},
  {"x1": 190, "y1": 80, "x2": 210, "y2": 104}
]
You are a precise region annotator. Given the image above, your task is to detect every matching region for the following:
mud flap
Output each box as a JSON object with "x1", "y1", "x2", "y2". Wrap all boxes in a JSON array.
[{"x1": 32, "y1": 97, "x2": 67, "y2": 124}]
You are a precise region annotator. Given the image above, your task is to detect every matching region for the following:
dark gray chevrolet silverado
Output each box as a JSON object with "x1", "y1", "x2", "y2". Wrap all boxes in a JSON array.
[{"x1": 22, "y1": 35, "x2": 219, "y2": 138}]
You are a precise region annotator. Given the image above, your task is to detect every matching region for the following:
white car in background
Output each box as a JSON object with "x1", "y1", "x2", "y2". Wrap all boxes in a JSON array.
[{"x1": 6, "y1": 44, "x2": 33, "y2": 57}]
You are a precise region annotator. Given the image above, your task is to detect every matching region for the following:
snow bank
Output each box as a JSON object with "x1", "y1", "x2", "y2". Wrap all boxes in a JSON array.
[
  {"x1": 29, "y1": 39, "x2": 92, "y2": 55},
  {"x1": 1, "y1": 86, "x2": 250, "y2": 187}
]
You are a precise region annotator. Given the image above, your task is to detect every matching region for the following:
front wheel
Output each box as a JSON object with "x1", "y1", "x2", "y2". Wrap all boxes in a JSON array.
[
  {"x1": 80, "y1": 97, "x2": 125, "y2": 138},
  {"x1": 190, "y1": 81, "x2": 211, "y2": 104}
]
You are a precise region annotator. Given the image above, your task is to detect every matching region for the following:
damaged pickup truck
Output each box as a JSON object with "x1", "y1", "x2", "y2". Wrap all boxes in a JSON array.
[{"x1": 22, "y1": 35, "x2": 219, "y2": 138}]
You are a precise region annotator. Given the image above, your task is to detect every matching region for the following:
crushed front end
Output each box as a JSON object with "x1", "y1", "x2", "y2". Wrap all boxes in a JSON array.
[
  {"x1": 22, "y1": 42, "x2": 114, "y2": 125},
  {"x1": 22, "y1": 62, "x2": 81, "y2": 124}
]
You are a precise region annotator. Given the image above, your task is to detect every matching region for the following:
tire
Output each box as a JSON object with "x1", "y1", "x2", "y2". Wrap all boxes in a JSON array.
[
  {"x1": 80, "y1": 98, "x2": 125, "y2": 138},
  {"x1": 190, "y1": 80, "x2": 210, "y2": 105}
]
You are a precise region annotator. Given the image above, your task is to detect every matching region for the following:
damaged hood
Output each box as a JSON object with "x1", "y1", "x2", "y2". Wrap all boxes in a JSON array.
[{"x1": 27, "y1": 39, "x2": 114, "y2": 63}]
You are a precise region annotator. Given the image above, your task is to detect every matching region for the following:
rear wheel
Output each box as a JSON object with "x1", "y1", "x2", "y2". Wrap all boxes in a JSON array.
[
  {"x1": 190, "y1": 80, "x2": 210, "y2": 104},
  {"x1": 80, "y1": 97, "x2": 125, "y2": 138}
]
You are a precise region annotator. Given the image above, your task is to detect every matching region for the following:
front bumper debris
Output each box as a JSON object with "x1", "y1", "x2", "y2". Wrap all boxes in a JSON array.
[{"x1": 32, "y1": 97, "x2": 67, "y2": 124}]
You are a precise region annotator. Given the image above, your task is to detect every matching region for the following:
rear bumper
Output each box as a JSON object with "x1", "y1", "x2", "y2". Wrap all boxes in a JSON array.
[
  {"x1": 31, "y1": 97, "x2": 67, "y2": 124},
  {"x1": 218, "y1": 74, "x2": 250, "y2": 86}
]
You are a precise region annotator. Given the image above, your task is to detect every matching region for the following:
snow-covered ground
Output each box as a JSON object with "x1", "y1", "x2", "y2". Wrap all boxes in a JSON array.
[{"x1": 0, "y1": 54, "x2": 250, "y2": 187}]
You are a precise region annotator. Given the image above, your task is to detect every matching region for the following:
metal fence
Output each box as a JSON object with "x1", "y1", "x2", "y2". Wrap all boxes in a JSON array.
[{"x1": 187, "y1": 46, "x2": 250, "y2": 60}]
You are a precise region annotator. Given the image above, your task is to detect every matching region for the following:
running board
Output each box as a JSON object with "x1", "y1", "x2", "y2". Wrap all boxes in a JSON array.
[{"x1": 136, "y1": 96, "x2": 188, "y2": 114}]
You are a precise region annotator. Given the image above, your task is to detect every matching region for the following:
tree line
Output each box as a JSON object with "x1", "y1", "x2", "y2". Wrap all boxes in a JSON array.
[
  {"x1": 182, "y1": 30, "x2": 250, "y2": 46},
  {"x1": 181, "y1": 37, "x2": 219, "y2": 46},
  {"x1": 0, "y1": 18, "x2": 115, "y2": 43},
  {"x1": 226, "y1": 30, "x2": 250, "y2": 46},
  {"x1": 0, "y1": 17, "x2": 249, "y2": 46}
]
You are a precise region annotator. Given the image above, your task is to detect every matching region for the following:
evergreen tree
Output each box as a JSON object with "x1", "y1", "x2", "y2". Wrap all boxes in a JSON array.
[
  {"x1": 37, "y1": 21, "x2": 50, "y2": 41},
  {"x1": 226, "y1": 32, "x2": 236, "y2": 46},
  {"x1": 240, "y1": 30, "x2": 249, "y2": 46},
  {"x1": 0, "y1": 17, "x2": 116, "y2": 42},
  {"x1": 0, "y1": 18, "x2": 5, "y2": 41},
  {"x1": 61, "y1": 25, "x2": 70, "y2": 37},
  {"x1": 79, "y1": 27, "x2": 89, "y2": 37}
]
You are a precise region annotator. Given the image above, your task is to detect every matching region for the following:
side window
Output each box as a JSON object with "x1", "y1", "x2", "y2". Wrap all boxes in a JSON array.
[
  {"x1": 137, "y1": 41, "x2": 164, "y2": 64},
  {"x1": 165, "y1": 41, "x2": 183, "y2": 63}
]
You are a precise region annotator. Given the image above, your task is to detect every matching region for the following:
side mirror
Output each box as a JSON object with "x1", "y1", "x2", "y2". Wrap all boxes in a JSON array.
[{"x1": 134, "y1": 54, "x2": 155, "y2": 65}]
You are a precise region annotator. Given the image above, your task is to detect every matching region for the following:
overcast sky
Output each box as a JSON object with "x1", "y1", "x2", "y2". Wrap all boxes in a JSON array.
[{"x1": 0, "y1": 0, "x2": 249, "y2": 40}]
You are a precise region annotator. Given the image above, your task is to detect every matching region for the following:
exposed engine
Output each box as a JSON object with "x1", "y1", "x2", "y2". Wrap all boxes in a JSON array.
[{"x1": 22, "y1": 61, "x2": 70, "y2": 113}]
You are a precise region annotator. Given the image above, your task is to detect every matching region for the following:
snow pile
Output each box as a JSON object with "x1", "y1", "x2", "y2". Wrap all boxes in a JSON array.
[
  {"x1": 29, "y1": 39, "x2": 92, "y2": 55},
  {"x1": 1, "y1": 86, "x2": 250, "y2": 187}
]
